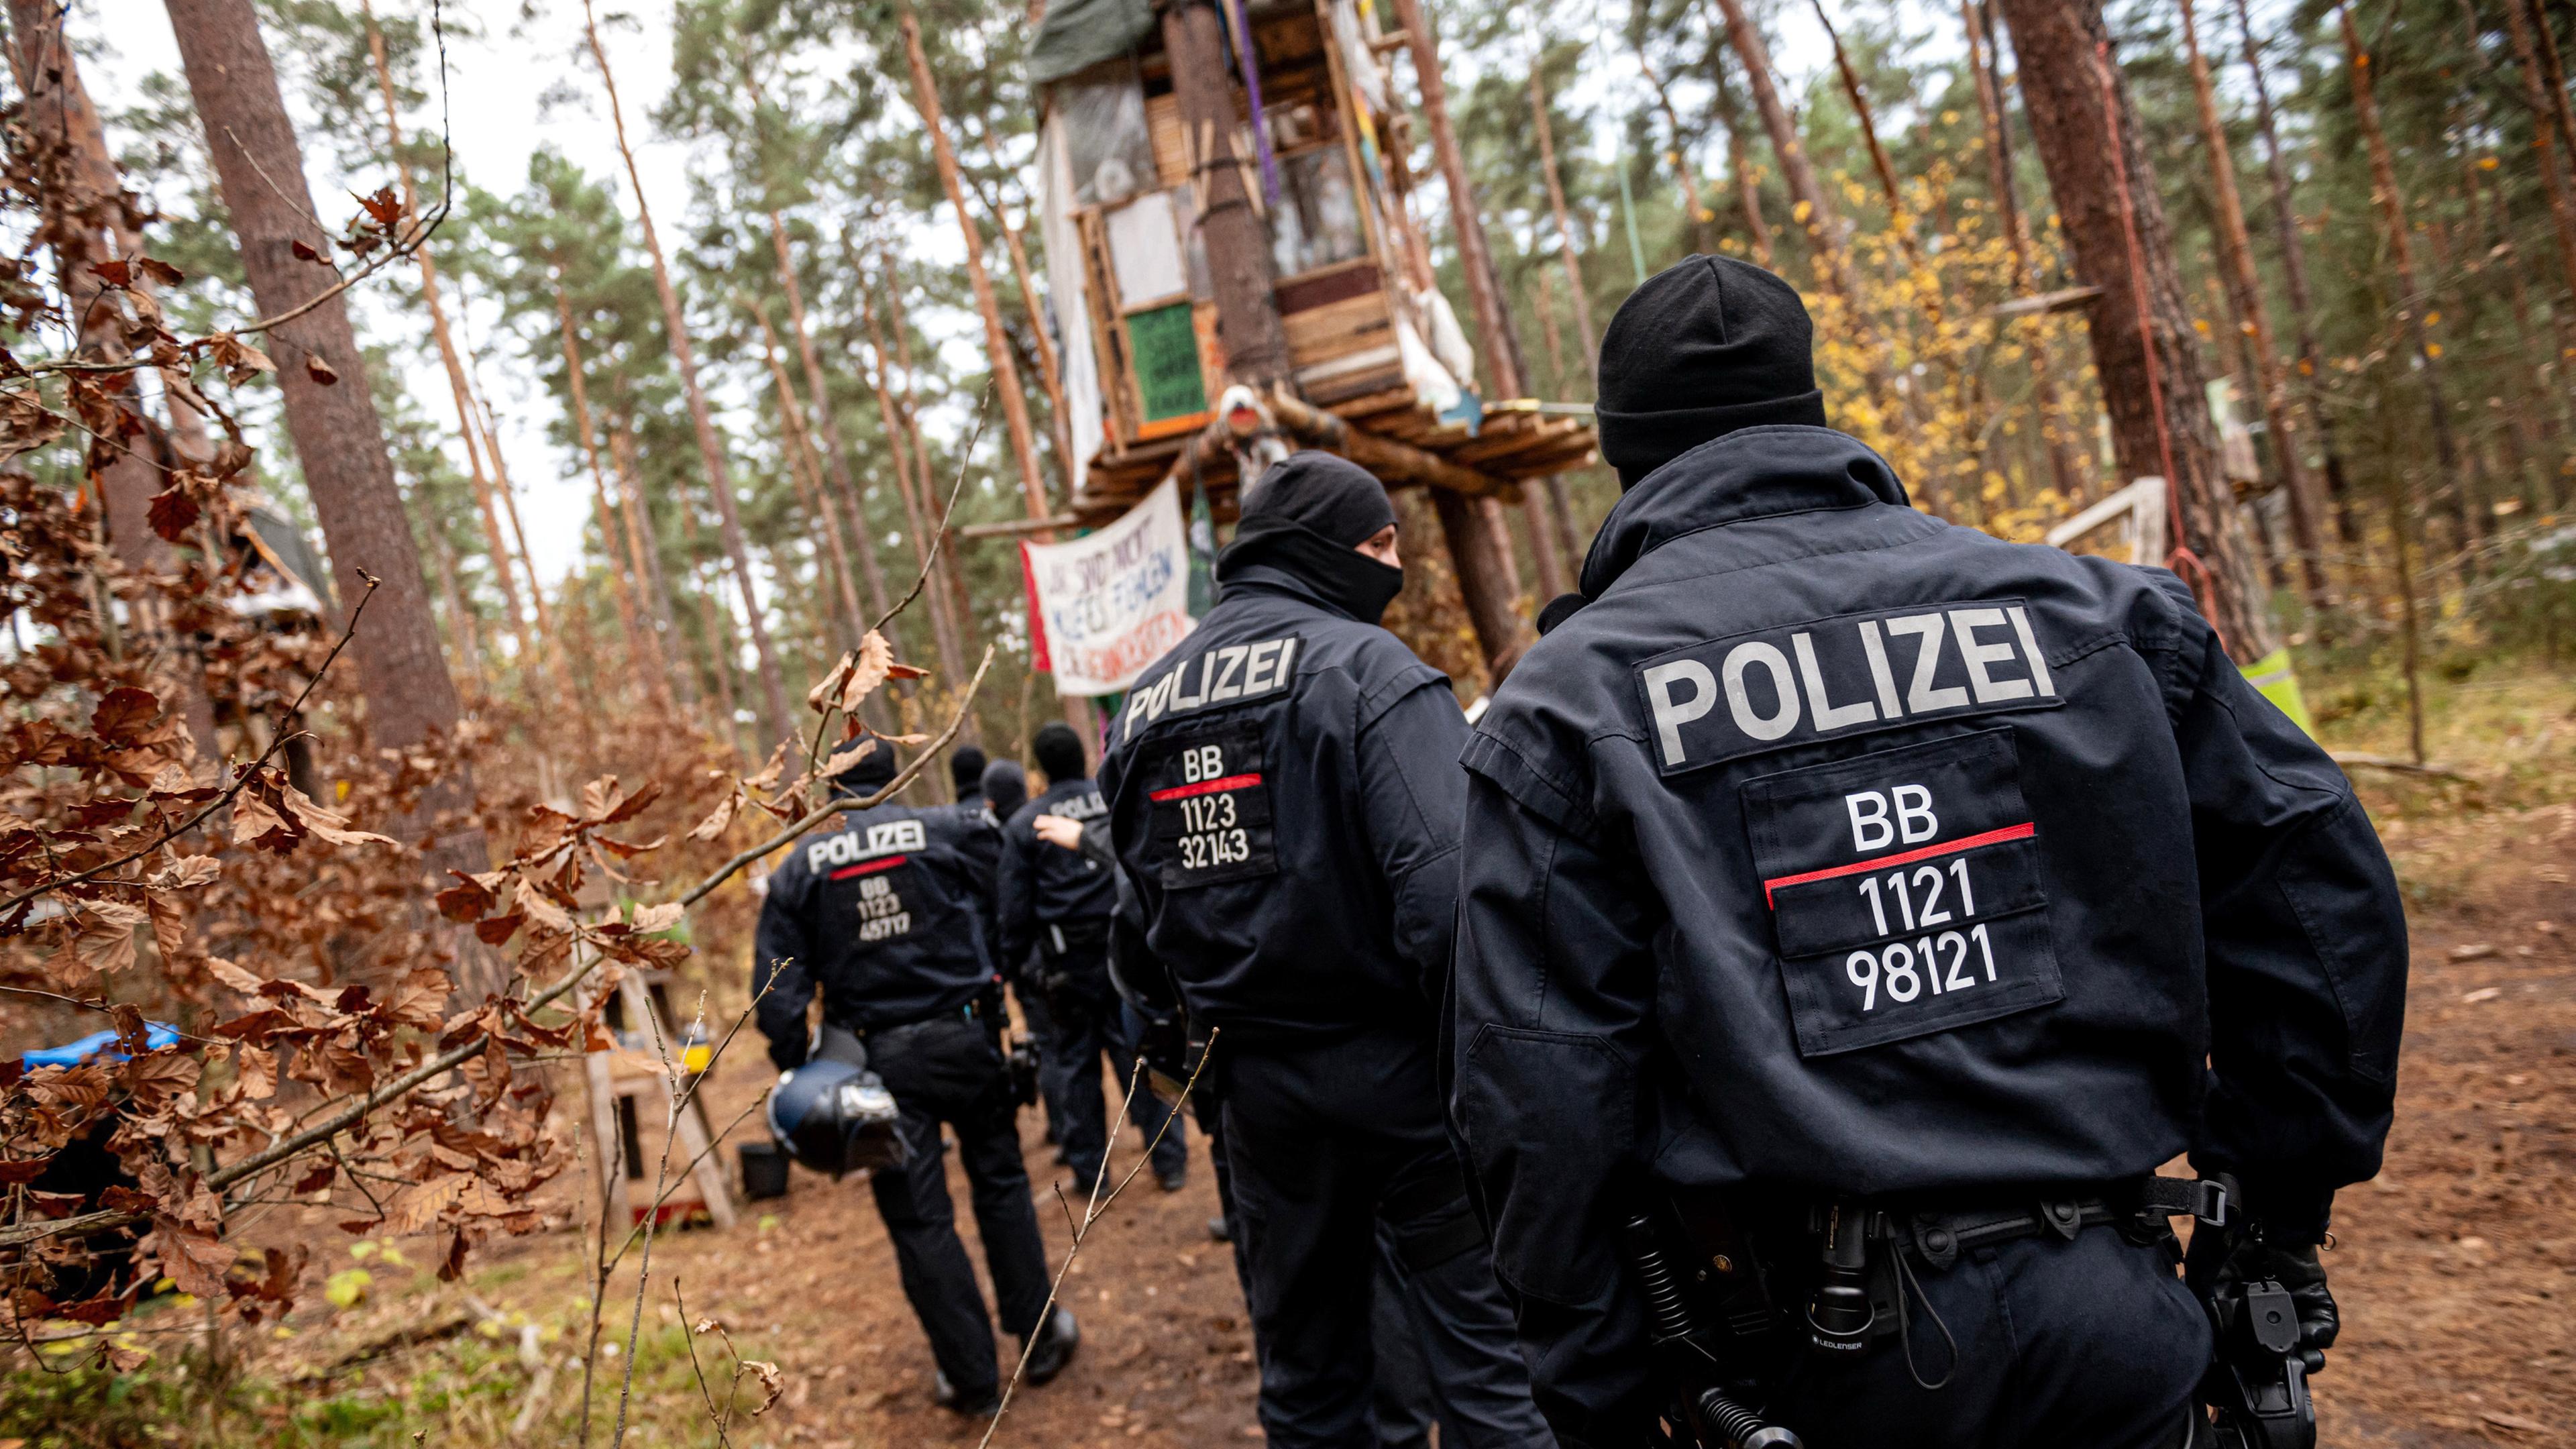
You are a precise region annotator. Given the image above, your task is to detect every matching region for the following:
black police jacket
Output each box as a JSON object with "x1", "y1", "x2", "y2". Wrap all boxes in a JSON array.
[
  {"x1": 1449, "y1": 427, "x2": 2407, "y2": 1440},
  {"x1": 947, "y1": 794, "x2": 1008, "y2": 970},
  {"x1": 996, "y1": 777, "x2": 1116, "y2": 970},
  {"x1": 753, "y1": 798, "x2": 1001, "y2": 1070},
  {"x1": 1100, "y1": 562, "x2": 1469, "y2": 1042}
]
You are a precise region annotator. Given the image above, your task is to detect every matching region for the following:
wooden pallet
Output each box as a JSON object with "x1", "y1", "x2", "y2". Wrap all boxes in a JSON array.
[{"x1": 582, "y1": 969, "x2": 739, "y2": 1231}]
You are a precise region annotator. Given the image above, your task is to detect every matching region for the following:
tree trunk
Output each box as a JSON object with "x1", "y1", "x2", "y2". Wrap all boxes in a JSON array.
[
  {"x1": 1810, "y1": 0, "x2": 1921, "y2": 272},
  {"x1": 608, "y1": 422, "x2": 700, "y2": 712},
  {"x1": 2522, "y1": 0, "x2": 2576, "y2": 174},
  {"x1": 356, "y1": 0, "x2": 552, "y2": 710},
  {"x1": 7, "y1": 0, "x2": 220, "y2": 757},
  {"x1": 165, "y1": 0, "x2": 494, "y2": 989},
  {"x1": 2231, "y1": 0, "x2": 2359, "y2": 544},
  {"x1": 1703, "y1": 0, "x2": 1853, "y2": 300},
  {"x1": 875, "y1": 258, "x2": 982, "y2": 671},
  {"x1": 971, "y1": 176, "x2": 1081, "y2": 489},
  {"x1": 900, "y1": 4, "x2": 1086, "y2": 737},
  {"x1": 764, "y1": 213, "x2": 895, "y2": 623},
  {"x1": 2178, "y1": 0, "x2": 2331, "y2": 612},
  {"x1": 2502, "y1": 0, "x2": 2576, "y2": 368},
  {"x1": 1389, "y1": 0, "x2": 1542, "y2": 672},
  {"x1": 1963, "y1": 0, "x2": 2090, "y2": 505},
  {"x1": 580, "y1": 0, "x2": 792, "y2": 745},
  {"x1": 1701, "y1": 31, "x2": 1776, "y2": 268},
  {"x1": 748, "y1": 299, "x2": 869, "y2": 650},
  {"x1": 1636, "y1": 54, "x2": 1718, "y2": 257},
  {"x1": 2334, "y1": 1, "x2": 2481, "y2": 573},
  {"x1": 1159, "y1": 0, "x2": 1293, "y2": 387},
  {"x1": 552, "y1": 288, "x2": 673, "y2": 712},
  {"x1": 851, "y1": 268, "x2": 967, "y2": 684},
  {"x1": 1527, "y1": 64, "x2": 1600, "y2": 372},
  {"x1": 1993, "y1": 0, "x2": 2277, "y2": 662}
]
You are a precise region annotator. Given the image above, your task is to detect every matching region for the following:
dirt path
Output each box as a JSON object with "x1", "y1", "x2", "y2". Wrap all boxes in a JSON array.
[{"x1": 207, "y1": 804, "x2": 2575, "y2": 1448}]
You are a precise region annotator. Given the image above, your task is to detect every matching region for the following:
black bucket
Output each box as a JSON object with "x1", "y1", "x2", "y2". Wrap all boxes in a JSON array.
[{"x1": 739, "y1": 1140, "x2": 790, "y2": 1200}]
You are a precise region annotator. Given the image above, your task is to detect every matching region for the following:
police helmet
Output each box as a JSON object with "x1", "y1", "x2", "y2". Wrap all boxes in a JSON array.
[{"x1": 765, "y1": 1059, "x2": 908, "y2": 1177}]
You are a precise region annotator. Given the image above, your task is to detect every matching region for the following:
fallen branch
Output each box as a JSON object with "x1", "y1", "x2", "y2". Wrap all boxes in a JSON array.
[{"x1": 2331, "y1": 751, "x2": 2479, "y2": 785}]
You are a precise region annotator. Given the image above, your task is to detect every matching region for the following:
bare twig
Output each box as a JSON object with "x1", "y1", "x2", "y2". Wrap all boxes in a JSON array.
[
  {"x1": 0, "y1": 576, "x2": 380, "y2": 919},
  {"x1": 680, "y1": 645, "x2": 998, "y2": 909},
  {"x1": 976, "y1": 1033, "x2": 1218, "y2": 1449}
]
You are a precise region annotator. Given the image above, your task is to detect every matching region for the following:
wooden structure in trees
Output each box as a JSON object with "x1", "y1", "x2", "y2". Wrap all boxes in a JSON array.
[
  {"x1": 1028, "y1": 0, "x2": 1595, "y2": 519},
  {"x1": 582, "y1": 968, "x2": 738, "y2": 1230}
]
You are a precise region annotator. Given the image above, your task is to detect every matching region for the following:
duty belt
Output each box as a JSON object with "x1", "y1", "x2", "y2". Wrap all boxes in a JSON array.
[{"x1": 1900, "y1": 1176, "x2": 2231, "y2": 1271}]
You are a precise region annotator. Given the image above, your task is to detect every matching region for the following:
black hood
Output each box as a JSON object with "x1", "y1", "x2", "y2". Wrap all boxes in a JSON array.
[
  {"x1": 1217, "y1": 451, "x2": 1405, "y2": 627},
  {"x1": 1576, "y1": 425, "x2": 1911, "y2": 600}
]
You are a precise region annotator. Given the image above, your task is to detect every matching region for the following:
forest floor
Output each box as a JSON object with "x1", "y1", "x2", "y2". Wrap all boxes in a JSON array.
[{"x1": 3, "y1": 657, "x2": 2572, "y2": 1448}]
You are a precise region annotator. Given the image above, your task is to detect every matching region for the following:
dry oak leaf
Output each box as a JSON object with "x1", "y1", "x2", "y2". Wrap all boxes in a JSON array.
[
  {"x1": 149, "y1": 1220, "x2": 235, "y2": 1298},
  {"x1": 435, "y1": 869, "x2": 502, "y2": 922},
  {"x1": 235, "y1": 1044, "x2": 276, "y2": 1101},
  {"x1": 687, "y1": 790, "x2": 741, "y2": 843},
  {"x1": 380, "y1": 1173, "x2": 470, "y2": 1236},
  {"x1": 89, "y1": 687, "x2": 160, "y2": 744},
  {"x1": 841, "y1": 631, "x2": 895, "y2": 712},
  {"x1": 628, "y1": 902, "x2": 684, "y2": 935},
  {"x1": 147, "y1": 856, "x2": 221, "y2": 892},
  {"x1": 822, "y1": 737, "x2": 877, "y2": 782},
  {"x1": 512, "y1": 876, "x2": 573, "y2": 934},
  {"x1": 204, "y1": 331, "x2": 274, "y2": 385},
  {"x1": 121, "y1": 1050, "x2": 201, "y2": 1112},
  {"x1": 807, "y1": 650, "x2": 856, "y2": 713},
  {"x1": 278, "y1": 784, "x2": 398, "y2": 847}
]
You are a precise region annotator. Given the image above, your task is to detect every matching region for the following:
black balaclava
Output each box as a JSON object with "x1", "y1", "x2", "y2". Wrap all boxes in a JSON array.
[
  {"x1": 949, "y1": 745, "x2": 988, "y2": 800},
  {"x1": 1032, "y1": 721, "x2": 1088, "y2": 786},
  {"x1": 981, "y1": 759, "x2": 1028, "y2": 820},
  {"x1": 1595, "y1": 255, "x2": 1829, "y2": 489},
  {"x1": 830, "y1": 736, "x2": 902, "y2": 800},
  {"x1": 1216, "y1": 450, "x2": 1403, "y2": 626}
]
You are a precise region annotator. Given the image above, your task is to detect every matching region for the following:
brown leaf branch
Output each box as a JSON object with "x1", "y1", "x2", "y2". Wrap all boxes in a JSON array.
[{"x1": 0, "y1": 574, "x2": 380, "y2": 921}]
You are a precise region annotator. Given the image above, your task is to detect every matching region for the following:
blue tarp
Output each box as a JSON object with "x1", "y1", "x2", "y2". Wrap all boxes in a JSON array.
[{"x1": 21, "y1": 1022, "x2": 180, "y2": 1069}]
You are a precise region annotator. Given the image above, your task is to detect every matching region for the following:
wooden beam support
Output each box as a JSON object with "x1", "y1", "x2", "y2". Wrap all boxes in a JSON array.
[{"x1": 1267, "y1": 390, "x2": 1519, "y2": 500}]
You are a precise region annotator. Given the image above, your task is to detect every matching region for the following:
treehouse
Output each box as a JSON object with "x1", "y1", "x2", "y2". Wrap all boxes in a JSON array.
[{"x1": 1026, "y1": 0, "x2": 1597, "y2": 517}]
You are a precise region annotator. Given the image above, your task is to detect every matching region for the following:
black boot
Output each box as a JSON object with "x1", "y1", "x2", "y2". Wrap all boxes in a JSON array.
[
  {"x1": 932, "y1": 1368, "x2": 1001, "y2": 1418},
  {"x1": 1020, "y1": 1306, "x2": 1081, "y2": 1386}
]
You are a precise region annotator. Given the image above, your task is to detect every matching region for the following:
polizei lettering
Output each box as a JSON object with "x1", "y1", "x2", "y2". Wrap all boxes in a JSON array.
[
  {"x1": 1122, "y1": 635, "x2": 1300, "y2": 741},
  {"x1": 805, "y1": 817, "x2": 926, "y2": 874},
  {"x1": 1637, "y1": 600, "x2": 2058, "y2": 773}
]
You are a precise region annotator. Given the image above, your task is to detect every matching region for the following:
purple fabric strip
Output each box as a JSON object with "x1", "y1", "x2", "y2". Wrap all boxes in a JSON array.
[{"x1": 1222, "y1": 0, "x2": 1282, "y2": 205}]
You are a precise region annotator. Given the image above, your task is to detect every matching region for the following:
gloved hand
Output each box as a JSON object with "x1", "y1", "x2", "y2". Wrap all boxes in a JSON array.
[{"x1": 2187, "y1": 1228, "x2": 2339, "y2": 1372}]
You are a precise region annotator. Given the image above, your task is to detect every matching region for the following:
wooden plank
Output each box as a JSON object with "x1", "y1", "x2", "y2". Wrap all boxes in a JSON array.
[
  {"x1": 1303, "y1": 363, "x2": 1407, "y2": 407},
  {"x1": 1147, "y1": 91, "x2": 1190, "y2": 190},
  {"x1": 1283, "y1": 290, "x2": 1393, "y2": 365},
  {"x1": 1326, "y1": 386, "x2": 1419, "y2": 420}
]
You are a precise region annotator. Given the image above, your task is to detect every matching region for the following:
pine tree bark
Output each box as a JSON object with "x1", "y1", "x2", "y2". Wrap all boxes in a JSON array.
[
  {"x1": 164, "y1": 0, "x2": 494, "y2": 987},
  {"x1": 1159, "y1": 0, "x2": 1293, "y2": 387},
  {"x1": 1703, "y1": 0, "x2": 1854, "y2": 300},
  {"x1": 1527, "y1": 65, "x2": 1600, "y2": 372},
  {"x1": 1700, "y1": 30, "x2": 1776, "y2": 268},
  {"x1": 879, "y1": 270, "x2": 991, "y2": 714},
  {"x1": 2502, "y1": 0, "x2": 2576, "y2": 368},
  {"x1": 2334, "y1": 1, "x2": 2481, "y2": 571},
  {"x1": 1389, "y1": 0, "x2": 1544, "y2": 669},
  {"x1": 748, "y1": 299, "x2": 869, "y2": 649},
  {"x1": 2231, "y1": 0, "x2": 2359, "y2": 543},
  {"x1": 552, "y1": 288, "x2": 667, "y2": 712},
  {"x1": 854, "y1": 266, "x2": 968, "y2": 686},
  {"x1": 608, "y1": 422, "x2": 701, "y2": 713},
  {"x1": 1992, "y1": 0, "x2": 2277, "y2": 661},
  {"x1": 1636, "y1": 54, "x2": 1719, "y2": 257},
  {"x1": 580, "y1": 0, "x2": 792, "y2": 745},
  {"x1": 1962, "y1": 0, "x2": 2090, "y2": 505},
  {"x1": 763, "y1": 212, "x2": 895, "y2": 622},
  {"x1": 7, "y1": 0, "x2": 221, "y2": 757},
  {"x1": 2178, "y1": 0, "x2": 2330, "y2": 611}
]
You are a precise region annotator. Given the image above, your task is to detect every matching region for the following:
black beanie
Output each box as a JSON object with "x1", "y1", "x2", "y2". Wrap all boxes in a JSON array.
[
  {"x1": 1595, "y1": 256, "x2": 1829, "y2": 488},
  {"x1": 1032, "y1": 722, "x2": 1088, "y2": 784},
  {"x1": 1217, "y1": 451, "x2": 1404, "y2": 626},
  {"x1": 949, "y1": 745, "x2": 987, "y2": 796},
  {"x1": 832, "y1": 737, "x2": 902, "y2": 796},
  {"x1": 981, "y1": 759, "x2": 1028, "y2": 820}
]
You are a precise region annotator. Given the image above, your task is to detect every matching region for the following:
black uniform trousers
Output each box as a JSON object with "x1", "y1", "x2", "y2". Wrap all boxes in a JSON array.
[
  {"x1": 865, "y1": 1014, "x2": 1055, "y2": 1398},
  {"x1": 1221, "y1": 1026, "x2": 1554, "y2": 1449},
  {"x1": 1766, "y1": 1224, "x2": 2209, "y2": 1449},
  {"x1": 1042, "y1": 947, "x2": 1186, "y2": 1192}
]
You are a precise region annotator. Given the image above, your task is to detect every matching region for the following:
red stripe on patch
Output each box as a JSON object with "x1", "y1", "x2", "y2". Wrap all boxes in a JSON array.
[
  {"x1": 829, "y1": 855, "x2": 908, "y2": 881},
  {"x1": 1762, "y1": 822, "x2": 2036, "y2": 907},
  {"x1": 1150, "y1": 772, "x2": 1263, "y2": 802}
]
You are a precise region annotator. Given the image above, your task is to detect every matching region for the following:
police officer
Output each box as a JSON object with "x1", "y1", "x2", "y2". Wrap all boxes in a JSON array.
[
  {"x1": 753, "y1": 745, "x2": 1079, "y2": 1417},
  {"x1": 1448, "y1": 256, "x2": 2408, "y2": 1448},
  {"x1": 1101, "y1": 452, "x2": 1555, "y2": 1449},
  {"x1": 999, "y1": 722, "x2": 1188, "y2": 1194}
]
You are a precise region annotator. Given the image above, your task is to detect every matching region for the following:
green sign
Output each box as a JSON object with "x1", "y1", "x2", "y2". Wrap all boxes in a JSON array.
[{"x1": 1126, "y1": 303, "x2": 1208, "y2": 423}]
